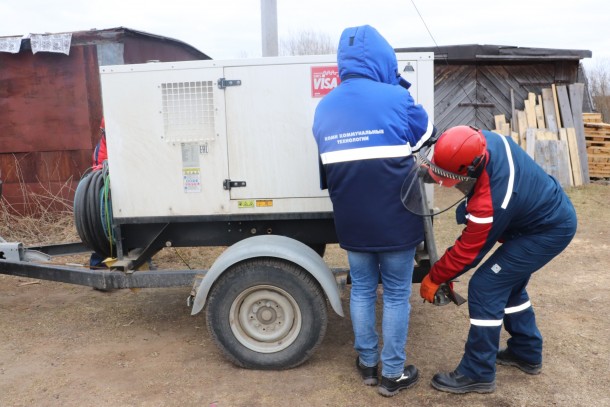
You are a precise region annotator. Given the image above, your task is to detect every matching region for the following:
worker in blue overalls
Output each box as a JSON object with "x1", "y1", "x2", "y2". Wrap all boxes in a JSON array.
[{"x1": 419, "y1": 125, "x2": 577, "y2": 393}]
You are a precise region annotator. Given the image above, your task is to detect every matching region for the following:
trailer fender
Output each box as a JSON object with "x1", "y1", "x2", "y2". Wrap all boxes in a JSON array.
[{"x1": 190, "y1": 235, "x2": 344, "y2": 317}]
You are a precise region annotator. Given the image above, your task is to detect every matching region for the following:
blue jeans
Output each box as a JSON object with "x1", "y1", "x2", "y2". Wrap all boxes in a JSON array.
[{"x1": 348, "y1": 248, "x2": 416, "y2": 378}]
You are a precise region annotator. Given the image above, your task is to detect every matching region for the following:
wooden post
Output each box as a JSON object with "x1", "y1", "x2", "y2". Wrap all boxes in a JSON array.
[
  {"x1": 568, "y1": 83, "x2": 590, "y2": 183},
  {"x1": 542, "y1": 88, "x2": 559, "y2": 132},
  {"x1": 526, "y1": 128, "x2": 537, "y2": 159},
  {"x1": 517, "y1": 110, "x2": 528, "y2": 148},
  {"x1": 524, "y1": 95, "x2": 538, "y2": 129},
  {"x1": 559, "y1": 128, "x2": 582, "y2": 186},
  {"x1": 510, "y1": 88, "x2": 516, "y2": 132},
  {"x1": 552, "y1": 84, "x2": 563, "y2": 129},
  {"x1": 535, "y1": 95, "x2": 546, "y2": 129}
]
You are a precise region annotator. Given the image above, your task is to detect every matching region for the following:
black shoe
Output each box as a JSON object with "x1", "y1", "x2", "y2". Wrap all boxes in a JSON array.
[
  {"x1": 378, "y1": 365, "x2": 419, "y2": 397},
  {"x1": 355, "y1": 356, "x2": 378, "y2": 386},
  {"x1": 496, "y1": 348, "x2": 542, "y2": 375},
  {"x1": 431, "y1": 370, "x2": 496, "y2": 394}
]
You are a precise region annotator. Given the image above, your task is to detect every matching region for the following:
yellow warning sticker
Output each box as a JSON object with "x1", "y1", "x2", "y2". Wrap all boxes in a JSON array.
[
  {"x1": 256, "y1": 200, "x2": 273, "y2": 207},
  {"x1": 238, "y1": 200, "x2": 255, "y2": 208}
]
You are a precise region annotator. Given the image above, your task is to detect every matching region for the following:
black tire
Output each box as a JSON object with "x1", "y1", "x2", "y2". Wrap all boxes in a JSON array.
[{"x1": 205, "y1": 258, "x2": 328, "y2": 370}]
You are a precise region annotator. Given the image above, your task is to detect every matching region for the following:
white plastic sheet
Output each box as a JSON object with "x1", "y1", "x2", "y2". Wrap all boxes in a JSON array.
[
  {"x1": 0, "y1": 36, "x2": 22, "y2": 53},
  {"x1": 30, "y1": 33, "x2": 72, "y2": 55}
]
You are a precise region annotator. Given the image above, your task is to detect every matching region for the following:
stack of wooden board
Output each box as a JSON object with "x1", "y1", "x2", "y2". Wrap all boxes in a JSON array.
[
  {"x1": 493, "y1": 84, "x2": 590, "y2": 187},
  {"x1": 583, "y1": 113, "x2": 610, "y2": 179}
]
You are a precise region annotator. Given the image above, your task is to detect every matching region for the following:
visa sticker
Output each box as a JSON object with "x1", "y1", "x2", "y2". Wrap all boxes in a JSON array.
[{"x1": 311, "y1": 66, "x2": 340, "y2": 98}]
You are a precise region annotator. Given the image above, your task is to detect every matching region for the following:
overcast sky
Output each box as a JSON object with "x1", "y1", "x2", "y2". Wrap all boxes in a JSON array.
[{"x1": 1, "y1": 0, "x2": 608, "y2": 69}]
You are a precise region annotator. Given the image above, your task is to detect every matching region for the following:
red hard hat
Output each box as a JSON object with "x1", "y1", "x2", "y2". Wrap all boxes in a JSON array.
[{"x1": 432, "y1": 126, "x2": 487, "y2": 178}]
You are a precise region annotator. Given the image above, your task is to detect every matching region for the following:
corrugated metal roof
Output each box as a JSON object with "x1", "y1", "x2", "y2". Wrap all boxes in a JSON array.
[
  {"x1": 395, "y1": 44, "x2": 592, "y2": 61},
  {"x1": 2, "y1": 27, "x2": 211, "y2": 60}
]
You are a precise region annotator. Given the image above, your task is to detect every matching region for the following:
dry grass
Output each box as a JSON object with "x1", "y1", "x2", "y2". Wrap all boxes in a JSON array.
[
  {"x1": 0, "y1": 176, "x2": 223, "y2": 269},
  {"x1": 1, "y1": 155, "x2": 79, "y2": 246},
  {"x1": 0, "y1": 188, "x2": 78, "y2": 246}
]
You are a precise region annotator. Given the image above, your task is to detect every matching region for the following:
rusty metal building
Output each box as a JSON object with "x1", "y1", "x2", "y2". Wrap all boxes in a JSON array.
[
  {"x1": 0, "y1": 27, "x2": 210, "y2": 214},
  {"x1": 395, "y1": 44, "x2": 593, "y2": 132}
]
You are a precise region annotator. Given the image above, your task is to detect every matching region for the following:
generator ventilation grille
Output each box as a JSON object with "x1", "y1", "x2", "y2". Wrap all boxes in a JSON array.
[{"x1": 161, "y1": 81, "x2": 215, "y2": 142}]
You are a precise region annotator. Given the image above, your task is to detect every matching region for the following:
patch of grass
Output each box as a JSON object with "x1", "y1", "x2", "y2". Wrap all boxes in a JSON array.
[
  {"x1": 0, "y1": 201, "x2": 76, "y2": 248},
  {"x1": 0, "y1": 194, "x2": 78, "y2": 246},
  {"x1": 1, "y1": 155, "x2": 79, "y2": 246}
]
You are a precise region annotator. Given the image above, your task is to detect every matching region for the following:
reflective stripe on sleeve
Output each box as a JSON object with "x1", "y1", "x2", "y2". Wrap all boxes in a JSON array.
[
  {"x1": 466, "y1": 214, "x2": 493, "y2": 224},
  {"x1": 470, "y1": 318, "x2": 503, "y2": 327},
  {"x1": 320, "y1": 144, "x2": 412, "y2": 164},
  {"x1": 410, "y1": 120, "x2": 436, "y2": 151},
  {"x1": 497, "y1": 133, "x2": 515, "y2": 209},
  {"x1": 505, "y1": 300, "x2": 531, "y2": 314}
]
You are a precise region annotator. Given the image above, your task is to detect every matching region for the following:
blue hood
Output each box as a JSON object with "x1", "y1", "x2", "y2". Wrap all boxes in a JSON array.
[{"x1": 337, "y1": 25, "x2": 401, "y2": 86}]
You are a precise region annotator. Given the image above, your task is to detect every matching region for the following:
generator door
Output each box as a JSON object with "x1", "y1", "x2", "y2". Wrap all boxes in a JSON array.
[
  {"x1": 222, "y1": 62, "x2": 329, "y2": 201},
  {"x1": 102, "y1": 64, "x2": 230, "y2": 218}
]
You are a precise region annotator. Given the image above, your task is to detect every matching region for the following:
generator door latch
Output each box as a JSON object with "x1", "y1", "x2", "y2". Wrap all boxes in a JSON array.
[
  {"x1": 218, "y1": 78, "x2": 242, "y2": 89},
  {"x1": 223, "y1": 179, "x2": 246, "y2": 190}
]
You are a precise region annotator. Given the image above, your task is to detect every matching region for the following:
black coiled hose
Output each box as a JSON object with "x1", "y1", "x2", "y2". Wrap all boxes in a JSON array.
[{"x1": 74, "y1": 164, "x2": 115, "y2": 258}]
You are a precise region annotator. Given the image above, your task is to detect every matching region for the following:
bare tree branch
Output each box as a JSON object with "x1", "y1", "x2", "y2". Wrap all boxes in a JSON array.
[
  {"x1": 280, "y1": 29, "x2": 336, "y2": 56},
  {"x1": 587, "y1": 58, "x2": 610, "y2": 122}
]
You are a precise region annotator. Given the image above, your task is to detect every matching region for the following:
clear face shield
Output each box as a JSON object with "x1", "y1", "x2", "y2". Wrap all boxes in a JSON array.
[{"x1": 401, "y1": 146, "x2": 477, "y2": 217}]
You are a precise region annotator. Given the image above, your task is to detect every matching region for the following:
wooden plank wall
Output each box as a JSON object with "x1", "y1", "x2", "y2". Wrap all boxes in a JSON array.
[
  {"x1": 434, "y1": 65, "x2": 477, "y2": 131},
  {"x1": 493, "y1": 83, "x2": 593, "y2": 186}
]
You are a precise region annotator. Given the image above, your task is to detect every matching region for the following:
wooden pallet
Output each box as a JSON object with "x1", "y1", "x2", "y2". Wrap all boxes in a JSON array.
[
  {"x1": 583, "y1": 113, "x2": 603, "y2": 123},
  {"x1": 584, "y1": 122, "x2": 610, "y2": 178}
]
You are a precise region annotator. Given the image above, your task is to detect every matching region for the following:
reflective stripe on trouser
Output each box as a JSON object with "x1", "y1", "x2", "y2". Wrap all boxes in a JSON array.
[
  {"x1": 504, "y1": 286, "x2": 542, "y2": 364},
  {"x1": 457, "y1": 217, "x2": 576, "y2": 381}
]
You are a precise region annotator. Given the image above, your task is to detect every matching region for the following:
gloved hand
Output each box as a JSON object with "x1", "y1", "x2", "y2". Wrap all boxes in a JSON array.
[{"x1": 420, "y1": 274, "x2": 441, "y2": 303}]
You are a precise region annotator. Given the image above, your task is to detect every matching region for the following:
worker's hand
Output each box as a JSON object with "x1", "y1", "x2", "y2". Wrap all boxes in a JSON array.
[{"x1": 420, "y1": 274, "x2": 441, "y2": 303}]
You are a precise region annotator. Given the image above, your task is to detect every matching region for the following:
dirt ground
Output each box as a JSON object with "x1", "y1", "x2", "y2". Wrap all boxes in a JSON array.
[{"x1": 1, "y1": 184, "x2": 609, "y2": 407}]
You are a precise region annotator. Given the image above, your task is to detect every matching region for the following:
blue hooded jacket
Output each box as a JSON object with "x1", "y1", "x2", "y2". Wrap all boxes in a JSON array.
[{"x1": 312, "y1": 25, "x2": 435, "y2": 252}]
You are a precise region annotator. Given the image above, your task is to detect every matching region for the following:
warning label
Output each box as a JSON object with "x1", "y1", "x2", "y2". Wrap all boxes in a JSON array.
[
  {"x1": 182, "y1": 168, "x2": 201, "y2": 193},
  {"x1": 311, "y1": 66, "x2": 340, "y2": 98},
  {"x1": 238, "y1": 200, "x2": 255, "y2": 208}
]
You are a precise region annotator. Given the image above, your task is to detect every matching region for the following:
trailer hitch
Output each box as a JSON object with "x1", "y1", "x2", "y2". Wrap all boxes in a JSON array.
[{"x1": 0, "y1": 241, "x2": 51, "y2": 263}]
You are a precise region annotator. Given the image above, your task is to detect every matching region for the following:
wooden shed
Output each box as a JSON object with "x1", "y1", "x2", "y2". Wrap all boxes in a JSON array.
[
  {"x1": 0, "y1": 27, "x2": 210, "y2": 214},
  {"x1": 395, "y1": 44, "x2": 593, "y2": 132}
]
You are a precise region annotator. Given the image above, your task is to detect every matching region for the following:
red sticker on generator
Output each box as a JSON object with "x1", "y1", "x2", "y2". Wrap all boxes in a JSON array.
[{"x1": 311, "y1": 66, "x2": 340, "y2": 98}]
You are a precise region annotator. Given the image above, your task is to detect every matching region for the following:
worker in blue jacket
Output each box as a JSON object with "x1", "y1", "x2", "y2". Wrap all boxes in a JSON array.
[
  {"x1": 312, "y1": 25, "x2": 436, "y2": 397},
  {"x1": 419, "y1": 125, "x2": 577, "y2": 393}
]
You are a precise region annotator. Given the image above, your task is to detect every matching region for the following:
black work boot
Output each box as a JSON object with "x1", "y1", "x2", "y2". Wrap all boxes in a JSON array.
[
  {"x1": 378, "y1": 365, "x2": 419, "y2": 397},
  {"x1": 431, "y1": 369, "x2": 496, "y2": 394},
  {"x1": 496, "y1": 347, "x2": 542, "y2": 375},
  {"x1": 355, "y1": 356, "x2": 378, "y2": 386}
]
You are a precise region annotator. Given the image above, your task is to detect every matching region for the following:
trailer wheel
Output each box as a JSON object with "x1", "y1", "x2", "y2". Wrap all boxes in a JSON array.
[{"x1": 205, "y1": 258, "x2": 328, "y2": 369}]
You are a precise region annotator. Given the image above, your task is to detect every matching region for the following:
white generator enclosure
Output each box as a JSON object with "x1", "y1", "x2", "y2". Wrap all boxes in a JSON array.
[{"x1": 97, "y1": 53, "x2": 433, "y2": 262}]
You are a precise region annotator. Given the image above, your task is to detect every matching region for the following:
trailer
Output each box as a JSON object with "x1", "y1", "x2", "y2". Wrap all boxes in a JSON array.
[{"x1": 0, "y1": 52, "x2": 435, "y2": 369}]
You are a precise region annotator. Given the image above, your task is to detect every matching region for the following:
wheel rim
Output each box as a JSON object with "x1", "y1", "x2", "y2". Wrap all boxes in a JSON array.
[{"x1": 229, "y1": 285, "x2": 302, "y2": 353}]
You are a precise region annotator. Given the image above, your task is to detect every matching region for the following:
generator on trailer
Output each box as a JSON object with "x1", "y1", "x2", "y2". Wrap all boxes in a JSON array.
[{"x1": 0, "y1": 53, "x2": 435, "y2": 369}]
